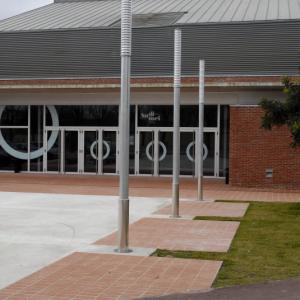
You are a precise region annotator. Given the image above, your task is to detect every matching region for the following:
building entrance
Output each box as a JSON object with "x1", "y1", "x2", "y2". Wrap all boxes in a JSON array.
[
  {"x1": 0, "y1": 104, "x2": 228, "y2": 178},
  {"x1": 45, "y1": 128, "x2": 119, "y2": 175},
  {"x1": 137, "y1": 128, "x2": 217, "y2": 177}
]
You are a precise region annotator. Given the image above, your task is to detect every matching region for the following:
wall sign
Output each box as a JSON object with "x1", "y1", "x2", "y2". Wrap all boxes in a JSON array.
[{"x1": 140, "y1": 111, "x2": 161, "y2": 122}]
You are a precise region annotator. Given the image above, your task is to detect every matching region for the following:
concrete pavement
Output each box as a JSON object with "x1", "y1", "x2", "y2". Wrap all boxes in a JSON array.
[{"x1": 0, "y1": 192, "x2": 168, "y2": 289}]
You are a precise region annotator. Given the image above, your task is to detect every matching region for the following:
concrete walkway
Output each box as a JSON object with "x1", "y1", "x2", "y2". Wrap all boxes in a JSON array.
[
  {"x1": 142, "y1": 278, "x2": 300, "y2": 300},
  {"x1": 0, "y1": 192, "x2": 167, "y2": 289}
]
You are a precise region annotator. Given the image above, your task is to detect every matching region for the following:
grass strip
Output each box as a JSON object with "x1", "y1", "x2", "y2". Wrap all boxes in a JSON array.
[{"x1": 154, "y1": 201, "x2": 300, "y2": 287}]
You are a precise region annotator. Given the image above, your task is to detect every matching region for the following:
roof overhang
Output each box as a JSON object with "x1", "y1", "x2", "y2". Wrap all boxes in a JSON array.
[{"x1": 0, "y1": 76, "x2": 298, "y2": 90}]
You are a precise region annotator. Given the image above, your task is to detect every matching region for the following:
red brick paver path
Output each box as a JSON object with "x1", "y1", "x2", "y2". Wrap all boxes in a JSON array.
[
  {"x1": 0, "y1": 174, "x2": 299, "y2": 202},
  {"x1": 0, "y1": 253, "x2": 222, "y2": 300},
  {"x1": 97, "y1": 218, "x2": 239, "y2": 252},
  {"x1": 155, "y1": 201, "x2": 249, "y2": 218}
]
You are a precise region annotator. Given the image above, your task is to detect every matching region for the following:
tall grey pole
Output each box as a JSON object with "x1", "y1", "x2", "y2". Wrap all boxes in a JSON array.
[
  {"x1": 197, "y1": 60, "x2": 205, "y2": 201},
  {"x1": 117, "y1": 0, "x2": 132, "y2": 253},
  {"x1": 172, "y1": 28, "x2": 182, "y2": 218}
]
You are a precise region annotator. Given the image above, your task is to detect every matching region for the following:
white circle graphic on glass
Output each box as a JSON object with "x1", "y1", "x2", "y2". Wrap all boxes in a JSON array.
[
  {"x1": 186, "y1": 142, "x2": 208, "y2": 162},
  {"x1": 0, "y1": 105, "x2": 59, "y2": 160},
  {"x1": 90, "y1": 140, "x2": 110, "y2": 160},
  {"x1": 146, "y1": 141, "x2": 167, "y2": 162}
]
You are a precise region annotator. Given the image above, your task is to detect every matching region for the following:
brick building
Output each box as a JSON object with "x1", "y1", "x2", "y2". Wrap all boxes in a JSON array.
[{"x1": 0, "y1": 0, "x2": 299, "y2": 188}]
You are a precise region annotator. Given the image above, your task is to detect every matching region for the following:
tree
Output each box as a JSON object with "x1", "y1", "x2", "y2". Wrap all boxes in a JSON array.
[{"x1": 260, "y1": 78, "x2": 300, "y2": 147}]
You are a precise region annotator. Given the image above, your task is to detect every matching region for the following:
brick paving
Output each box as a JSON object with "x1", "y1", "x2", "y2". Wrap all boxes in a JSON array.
[
  {"x1": 0, "y1": 173, "x2": 286, "y2": 300},
  {"x1": 0, "y1": 174, "x2": 299, "y2": 202},
  {"x1": 154, "y1": 201, "x2": 249, "y2": 218},
  {"x1": 0, "y1": 253, "x2": 222, "y2": 300},
  {"x1": 96, "y1": 218, "x2": 239, "y2": 252}
]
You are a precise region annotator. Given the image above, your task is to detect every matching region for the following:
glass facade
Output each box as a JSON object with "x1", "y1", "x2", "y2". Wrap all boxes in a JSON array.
[{"x1": 0, "y1": 104, "x2": 229, "y2": 178}]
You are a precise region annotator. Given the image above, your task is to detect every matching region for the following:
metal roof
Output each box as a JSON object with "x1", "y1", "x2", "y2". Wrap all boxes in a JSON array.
[{"x1": 0, "y1": 0, "x2": 300, "y2": 32}]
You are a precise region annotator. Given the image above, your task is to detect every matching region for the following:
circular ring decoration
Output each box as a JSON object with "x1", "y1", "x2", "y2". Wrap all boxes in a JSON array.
[
  {"x1": 0, "y1": 105, "x2": 59, "y2": 160},
  {"x1": 90, "y1": 140, "x2": 110, "y2": 161},
  {"x1": 145, "y1": 141, "x2": 167, "y2": 162},
  {"x1": 186, "y1": 142, "x2": 208, "y2": 162}
]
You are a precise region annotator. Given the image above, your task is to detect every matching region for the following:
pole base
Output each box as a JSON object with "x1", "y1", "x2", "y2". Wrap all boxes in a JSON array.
[
  {"x1": 114, "y1": 248, "x2": 133, "y2": 254},
  {"x1": 172, "y1": 182, "x2": 180, "y2": 218}
]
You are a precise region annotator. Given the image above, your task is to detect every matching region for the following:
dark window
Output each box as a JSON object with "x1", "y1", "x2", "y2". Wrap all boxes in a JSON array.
[
  {"x1": 181, "y1": 105, "x2": 218, "y2": 127},
  {"x1": 46, "y1": 106, "x2": 119, "y2": 127},
  {"x1": 0, "y1": 129, "x2": 28, "y2": 171},
  {"x1": 219, "y1": 106, "x2": 230, "y2": 177},
  {"x1": 0, "y1": 106, "x2": 28, "y2": 126},
  {"x1": 138, "y1": 105, "x2": 173, "y2": 127}
]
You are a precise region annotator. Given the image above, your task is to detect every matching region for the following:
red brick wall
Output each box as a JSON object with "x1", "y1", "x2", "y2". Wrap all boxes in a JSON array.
[{"x1": 229, "y1": 106, "x2": 300, "y2": 189}]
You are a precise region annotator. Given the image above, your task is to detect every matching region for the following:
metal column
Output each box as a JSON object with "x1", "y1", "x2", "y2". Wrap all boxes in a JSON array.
[
  {"x1": 172, "y1": 28, "x2": 182, "y2": 217},
  {"x1": 197, "y1": 60, "x2": 205, "y2": 201},
  {"x1": 117, "y1": 0, "x2": 132, "y2": 253}
]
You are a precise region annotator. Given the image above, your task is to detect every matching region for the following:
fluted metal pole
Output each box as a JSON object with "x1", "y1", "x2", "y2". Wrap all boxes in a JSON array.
[
  {"x1": 197, "y1": 60, "x2": 205, "y2": 201},
  {"x1": 172, "y1": 28, "x2": 182, "y2": 218},
  {"x1": 117, "y1": 0, "x2": 132, "y2": 253}
]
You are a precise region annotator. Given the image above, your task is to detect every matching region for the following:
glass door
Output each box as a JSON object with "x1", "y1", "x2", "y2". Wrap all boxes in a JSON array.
[
  {"x1": 180, "y1": 130, "x2": 196, "y2": 176},
  {"x1": 158, "y1": 130, "x2": 173, "y2": 175},
  {"x1": 203, "y1": 131, "x2": 216, "y2": 177},
  {"x1": 102, "y1": 130, "x2": 118, "y2": 174},
  {"x1": 64, "y1": 130, "x2": 79, "y2": 173},
  {"x1": 83, "y1": 130, "x2": 98, "y2": 174},
  {"x1": 138, "y1": 130, "x2": 155, "y2": 175},
  {"x1": 82, "y1": 128, "x2": 118, "y2": 175},
  {"x1": 45, "y1": 129, "x2": 61, "y2": 172}
]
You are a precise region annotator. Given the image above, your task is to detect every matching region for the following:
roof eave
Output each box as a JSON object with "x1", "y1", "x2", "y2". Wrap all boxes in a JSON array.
[{"x1": 0, "y1": 75, "x2": 297, "y2": 90}]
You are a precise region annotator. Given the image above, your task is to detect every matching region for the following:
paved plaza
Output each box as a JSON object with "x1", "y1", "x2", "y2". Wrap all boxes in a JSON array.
[
  {"x1": 154, "y1": 201, "x2": 249, "y2": 218},
  {"x1": 0, "y1": 174, "x2": 299, "y2": 299},
  {"x1": 0, "y1": 253, "x2": 222, "y2": 300},
  {"x1": 97, "y1": 218, "x2": 239, "y2": 252},
  {"x1": 0, "y1": 174, "x2": 299, "y2": 202}
]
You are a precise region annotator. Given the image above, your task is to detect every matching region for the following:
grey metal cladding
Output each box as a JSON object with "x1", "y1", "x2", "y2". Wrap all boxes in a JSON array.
[
  {"x1": 1, "y1": 0, "x2": 300, "y2": 32},
  {"x1": 111, "y1": 12, "x2": 185, "y2": 28},
  {"x1": 0, "y1": 21, "x2": 299, "y2": 79}
]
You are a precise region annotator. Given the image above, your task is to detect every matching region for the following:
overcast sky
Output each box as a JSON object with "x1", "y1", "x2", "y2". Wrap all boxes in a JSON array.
[{"x1": 0, "y1": 0, "x2": 52, "y2": 20}]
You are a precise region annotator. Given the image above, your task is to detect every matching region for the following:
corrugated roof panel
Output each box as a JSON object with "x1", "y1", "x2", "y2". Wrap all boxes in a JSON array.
[
  {"x1": 56, "y1": 1, "x2": 113, "y2": 28},
  {"x1": 231, "y1": 0, "x2": 251, "y2": 22},
  {"x1": 0, "y1": 0, "x2": 299, "y2": 32},
  {"x1": 243, "y1": 0, "x2": 260, "y2": 21},
  {"x1": 253, "y1": 0, "x2": 269, "y2": 21},
  {"x1": 136, "y1": 0, "x2": 169, "y2": 14},
  {"x1": 290, "y1": 0, "x2": 300, "y2": 19},
  {"x1": 200, "y1": 0, "x2": 224, "y2": 22},
  {"x1": 221, "y1": 0, "x2": 243, "y2": 22},
  {"x1": 266, "y1": 0, "x2": 279, "y2": 20},
  {"x1": 178, "y1": 0, "x2": 210, "y2": 23},
  {"x1": 80, "y1": 2, "x2": 120, "y2": 27},
  {"x1": 111, "y1": 12, "x2": 185, "y2": 27},
  {"x1": 279, "y1": 0, "x2": 291, "y2": 19},
  {"x1": 208, "y1": 0, "x2": 233, "y2": 22}
]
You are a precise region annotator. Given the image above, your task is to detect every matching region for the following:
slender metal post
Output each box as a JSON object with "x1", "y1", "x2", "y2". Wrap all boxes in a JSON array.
[
  {"x1": 197, "y1": 60, "x2": 205, "y2": 201},
  {"x1": 172, "y1": 28, "x2": 182, "y2": 217},
  {"x1": 117, "y1": 0, "x2": 132, "y2": 253}
]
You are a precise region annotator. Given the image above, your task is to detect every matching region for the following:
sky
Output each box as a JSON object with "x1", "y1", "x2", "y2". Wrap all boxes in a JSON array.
[{"x1": 0, "y1": 0, "x2": 52, "y2": 21}]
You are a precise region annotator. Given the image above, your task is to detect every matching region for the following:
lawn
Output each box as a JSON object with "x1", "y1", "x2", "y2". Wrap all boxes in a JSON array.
[{"x1": 154, "y1": 201, "x2": 300, "y2": 287}]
